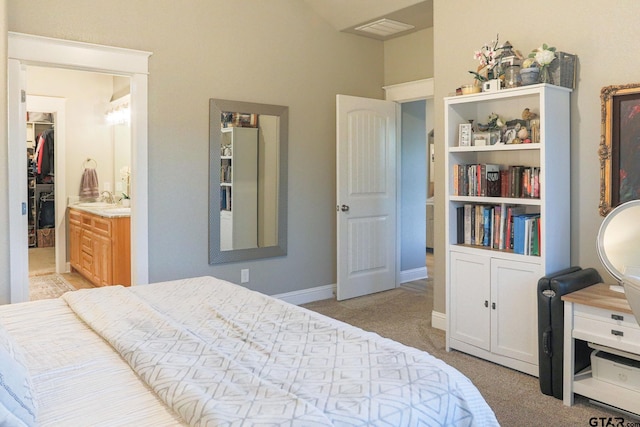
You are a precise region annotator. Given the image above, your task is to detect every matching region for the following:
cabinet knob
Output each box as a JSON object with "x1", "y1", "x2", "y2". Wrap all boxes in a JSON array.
[
  {"x1": 492, "y1": 302, "x2": 496, "y2": 310},
  {"x1": 340, "y1": 205, "x2": 350, "y2": 212},
  {"x1": 611, "y1": 329, "x2": 624, "y2": 337},
  {"x1": 611, "y1": 314, "x2": 624, "y2": 321},
  {"x1": 484, "y1": 300, "x2": 488, "y2": 308}
]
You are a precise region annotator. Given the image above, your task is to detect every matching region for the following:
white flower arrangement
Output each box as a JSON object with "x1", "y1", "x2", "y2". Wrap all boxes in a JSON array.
[
  {"x1": 531, "y1": 44, "x2": 557, "y2": 66},
  {"x1": 528, "y1": 43, "x2": 557, "y2": 83}
]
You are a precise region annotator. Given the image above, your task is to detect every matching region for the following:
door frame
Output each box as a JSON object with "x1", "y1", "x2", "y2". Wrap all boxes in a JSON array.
[
  {"x1": 383, "y1": 78, "x2": 435, "y2": 283},
  {"x1": 8, "y1": 32, "x2": 152, "y2": 302}
]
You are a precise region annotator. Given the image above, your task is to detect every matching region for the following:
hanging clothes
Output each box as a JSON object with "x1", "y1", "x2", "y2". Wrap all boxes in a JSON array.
[{"x1": 35, "y1": 129, "x2": 55, "y2": 182}]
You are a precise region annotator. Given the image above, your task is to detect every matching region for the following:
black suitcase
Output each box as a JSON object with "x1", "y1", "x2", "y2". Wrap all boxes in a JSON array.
[{"x1": 537, "y1": 267, "x2": 602, "y2": 399}]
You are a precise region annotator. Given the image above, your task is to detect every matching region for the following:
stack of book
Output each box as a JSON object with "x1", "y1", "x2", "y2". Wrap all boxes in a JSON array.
[
  {"x1": 220, "y1": 187, "x2": 232, "y2": 211},
  {"x1": 456, "y1": 203, "x2": 540, "y2": 255},
  {"x1": 453, "y1": 163, "x2": 540, "y2": 198}
]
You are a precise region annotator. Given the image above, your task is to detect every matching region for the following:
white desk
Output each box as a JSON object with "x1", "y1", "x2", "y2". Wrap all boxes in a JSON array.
[{"x1": 563, "y1": 283, "x2": 640, "y2": 415}]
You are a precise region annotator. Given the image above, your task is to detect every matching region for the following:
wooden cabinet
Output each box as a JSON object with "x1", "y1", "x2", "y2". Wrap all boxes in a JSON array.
[
  {"x1": 69, "y1": 208, "x2": 130, "y2": 287},
  {"x1": 445, "y1": 84, "x2": 572, "y2": 376}
]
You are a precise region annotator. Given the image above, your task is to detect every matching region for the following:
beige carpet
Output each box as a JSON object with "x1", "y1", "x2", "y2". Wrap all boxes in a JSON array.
[
  {"x1": 29, "y1": 273, "x2": 76, "y2": 301},
  {"x1": 302, "y1": 283, "x2": 629, "y2": 426}
]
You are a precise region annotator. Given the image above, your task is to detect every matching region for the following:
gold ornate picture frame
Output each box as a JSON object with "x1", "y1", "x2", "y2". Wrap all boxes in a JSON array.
[{"x1": 599, "y1": 83, "x2": 640, "y2": 216}]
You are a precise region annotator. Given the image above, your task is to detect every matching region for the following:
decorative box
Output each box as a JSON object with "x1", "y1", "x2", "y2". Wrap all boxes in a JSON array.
[{"x1": 548, "y1": 52, "x2": 577, "y2": 89}]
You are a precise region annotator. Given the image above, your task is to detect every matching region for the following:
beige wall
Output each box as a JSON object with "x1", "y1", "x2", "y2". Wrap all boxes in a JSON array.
[
  {"x1": 432, "y1": 0, "x2": 640, "y2": 314},
  {"x1": 27, "y1": 67, "x2": 115, "y2": 200},
  {"x1": 384, "y1": 27, "x2": 433, "y2": 85},
  {"x1": 5, "y1": 0, "x2": 385, "y2": 299}
]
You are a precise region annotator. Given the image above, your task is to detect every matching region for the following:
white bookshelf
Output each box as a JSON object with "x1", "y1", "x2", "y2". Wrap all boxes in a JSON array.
[{"x1": 445, "y1": 84, "x2": 572, "y2": 376}]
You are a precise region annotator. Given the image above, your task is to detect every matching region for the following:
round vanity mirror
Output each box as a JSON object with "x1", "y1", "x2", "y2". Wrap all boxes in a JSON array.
[{"x1": 597, "y1": 199, "x2": 640, "y2": 283}]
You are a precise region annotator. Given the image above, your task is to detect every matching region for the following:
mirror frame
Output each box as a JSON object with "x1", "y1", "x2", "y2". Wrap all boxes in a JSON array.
[
  {"x1": 596, "y1": 199, "x2": 640, "y2": 282},
  {"x1": 208, "y1": 98, "x2": 288, "y2": 264},
  {"x1": 599, "y1": 83, "x2": 640, "y2": 216}
]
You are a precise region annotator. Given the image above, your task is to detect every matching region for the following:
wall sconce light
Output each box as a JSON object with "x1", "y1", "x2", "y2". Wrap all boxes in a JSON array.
[{"x1": 105, "y1": 103, "x2": 130, "y2": 125}]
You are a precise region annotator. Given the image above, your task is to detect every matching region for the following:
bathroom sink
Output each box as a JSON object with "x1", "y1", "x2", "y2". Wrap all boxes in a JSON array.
[{"x1": 102, "y1": 207, "x2": 131, "y2": 215}]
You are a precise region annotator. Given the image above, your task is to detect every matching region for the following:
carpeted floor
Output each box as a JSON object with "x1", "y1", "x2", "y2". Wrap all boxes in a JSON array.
[
  {"x1": 29, "y1": 273, "x2": 77, "y2": 301},
  {"x1": 302, "y1": 282, "x2": 631, "y2": 426}
]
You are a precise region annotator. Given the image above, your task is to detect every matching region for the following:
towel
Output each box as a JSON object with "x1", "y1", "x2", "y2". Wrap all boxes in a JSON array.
[{"x1": 79, "y1": 168, "x2": 99, "y2": 200}]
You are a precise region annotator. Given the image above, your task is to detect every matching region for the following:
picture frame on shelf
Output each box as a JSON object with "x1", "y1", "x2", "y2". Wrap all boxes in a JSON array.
[
  {"x1": 458, "y1": 123, "x2": 472, "y2": 146},
  {"x1": 600, "y1": 83, "x2": 640, "y2": 216}
]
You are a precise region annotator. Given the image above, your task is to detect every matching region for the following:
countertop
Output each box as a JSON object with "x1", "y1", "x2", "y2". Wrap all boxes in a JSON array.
[{"x1": 68, "y1": 203, "x2": 131, "y2": 218}]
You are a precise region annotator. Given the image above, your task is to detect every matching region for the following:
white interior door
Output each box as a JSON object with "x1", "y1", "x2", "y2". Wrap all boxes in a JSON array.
[
  {"x1": 336, "y1": 94, "x2": 397, "y2": 301},
  {"x1": 7, "y1": 59, "x2": 29, "y2": 303}
]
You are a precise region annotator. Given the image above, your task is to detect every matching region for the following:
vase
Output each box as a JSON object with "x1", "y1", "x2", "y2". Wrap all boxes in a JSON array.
[
  {"x1": 520, "y1": 67, "x2": 540, "y2": 85},
  {"x1": 539, "y1": 66, "x2": 551, "y2": 84}
]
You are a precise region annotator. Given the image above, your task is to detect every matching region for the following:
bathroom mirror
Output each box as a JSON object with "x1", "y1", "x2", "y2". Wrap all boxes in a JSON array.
[
  {"x1": 208, "y1": 99, "x2": 288, "y2": 264},
  {"x1": 596, "y1": 199, "x2": 640, "y2": 283}
]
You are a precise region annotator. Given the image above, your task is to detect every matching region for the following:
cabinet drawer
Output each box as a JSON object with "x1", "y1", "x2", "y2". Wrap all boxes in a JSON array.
[
  {"x1": 91, "y1": 217, "x2": 111, "y2": 237},
  {"x1": 81, "y1": 251, "x2": 93, "y2": 273},
  {"x1": 69, "y1": 209, "x2": 82, "y2": 225},
  {"x1": 574, "y1": 315, "x2": 640, "y2": 355},
  {"x1": 81, "y1": 214, "x2": 93, "y2": 229},
  {"x1": 81, "y1": 233, "x2": 92, "y2": 255},
  {"x1": 575, "y1": 304, "x2": 638, "y2": 329}
]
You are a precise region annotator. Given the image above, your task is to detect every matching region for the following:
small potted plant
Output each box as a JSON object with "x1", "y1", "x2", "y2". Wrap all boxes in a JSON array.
[{"x1": 466, "y1": 35, "x2": 502, "y2": 93}]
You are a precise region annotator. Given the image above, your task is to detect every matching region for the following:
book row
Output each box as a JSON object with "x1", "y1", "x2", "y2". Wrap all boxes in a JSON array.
[
  {"x1": 455, "y1": 203, "x2": 541, "y2": 256},
  {"x1": 452, "y1": 164, "x2": 540, "y2": 199},
  {"x1": 220, "y1": 163, "x2": 232, "y2": 184},
  {"x1": 220, "y1": 187, "x2": 232, "y2": 211}
]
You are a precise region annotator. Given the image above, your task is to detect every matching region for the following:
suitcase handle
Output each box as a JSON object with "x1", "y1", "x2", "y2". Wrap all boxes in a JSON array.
[{"x1": 542, "y1": 327, "x2": 553, "y2": 357}]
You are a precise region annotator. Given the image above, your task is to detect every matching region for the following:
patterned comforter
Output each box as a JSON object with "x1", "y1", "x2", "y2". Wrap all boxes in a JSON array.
[{"x1": 62, "y1": 276, "x2": 498, "y2": 426}]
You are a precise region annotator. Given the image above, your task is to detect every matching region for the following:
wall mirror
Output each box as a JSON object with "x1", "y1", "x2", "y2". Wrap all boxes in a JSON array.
[
  {"x1": 596, "y1": 199, "x2": 640, "y2": 283},
  {"x1": 209, "y1": 99, "x2": 288, "y2": 264}
]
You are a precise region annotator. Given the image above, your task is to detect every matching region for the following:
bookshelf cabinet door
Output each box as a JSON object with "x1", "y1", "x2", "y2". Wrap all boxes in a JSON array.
[
  {"x1": 490, "y1": 258, "x2": 541, "y2": 365},
  {"x1": 449, "y1": 251, "x2": 491, "y2": 351}
]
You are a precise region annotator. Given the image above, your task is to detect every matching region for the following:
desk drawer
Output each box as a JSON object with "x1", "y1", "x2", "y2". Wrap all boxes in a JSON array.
[
  {"x1": 575, "y1": 304, "x2": 638, "y2": 329},
  {"x1": 574, "y1": 315, "x2": 640, "y2": 355}
]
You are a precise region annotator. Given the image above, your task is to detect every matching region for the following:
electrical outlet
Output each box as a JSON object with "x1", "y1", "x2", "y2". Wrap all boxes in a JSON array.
[{"x1": 241, "y1": 269, "x2": 249, "y2": 283}]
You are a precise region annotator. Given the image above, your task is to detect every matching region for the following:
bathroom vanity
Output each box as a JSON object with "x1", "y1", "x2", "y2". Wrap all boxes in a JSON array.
[{"x1": 69, "y1": 205, "x2": 130, "y2": 287}]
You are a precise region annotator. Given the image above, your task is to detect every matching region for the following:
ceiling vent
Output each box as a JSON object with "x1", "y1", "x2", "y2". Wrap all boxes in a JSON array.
[{"x1": 354, "y1": 18, "x2": 415, "y2": 38}]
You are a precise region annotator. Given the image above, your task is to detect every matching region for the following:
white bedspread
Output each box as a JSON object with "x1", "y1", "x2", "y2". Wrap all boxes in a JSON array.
[
  {"x1": 63, "y1": 276, "x2": 498, "y2": 426},
  {"x1": 0, "y1": 298, "x2": 185, "y2": 427}
]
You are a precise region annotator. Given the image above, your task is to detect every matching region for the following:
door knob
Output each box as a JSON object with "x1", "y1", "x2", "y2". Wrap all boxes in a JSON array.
[{"x1": 340, "y1": 205, "x2": 349, "y2": 212}]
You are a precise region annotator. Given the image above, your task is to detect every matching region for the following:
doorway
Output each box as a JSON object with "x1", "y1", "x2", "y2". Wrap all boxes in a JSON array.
[
  {"x1": 8, "y1": 32, "x2": 151, "y2": 303},
  {"x1": 384, "y1": 79, "x2": 435, "y2": 284},
  {"x1": 25, "y1": 70, "x2": 130, "y2": 291}
]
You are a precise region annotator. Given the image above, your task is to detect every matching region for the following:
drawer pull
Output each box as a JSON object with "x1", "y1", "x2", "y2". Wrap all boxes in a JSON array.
[
  {"x1": 611, "y1": 329, "x2": 624, "y2": 337},
  {"x1": 611, "y1": 314, "x2": 624, "y2": 321}
]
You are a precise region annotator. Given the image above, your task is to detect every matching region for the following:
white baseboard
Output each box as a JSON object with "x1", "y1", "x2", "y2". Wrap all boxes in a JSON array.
[
  {"x1": 273, "y1": 284, "x2": 335, "y2": 305},
  {"x1": 400, "y1": 267, "x2": 427, "y2": 283},
  {"x1": 431, "y1": 310, "x2": 446, "y2": 331}
]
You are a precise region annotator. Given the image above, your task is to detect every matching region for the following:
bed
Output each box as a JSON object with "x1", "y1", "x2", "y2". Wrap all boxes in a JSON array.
[{"x1": 0, "y1": 276, "x2": 498, "y2": 426}]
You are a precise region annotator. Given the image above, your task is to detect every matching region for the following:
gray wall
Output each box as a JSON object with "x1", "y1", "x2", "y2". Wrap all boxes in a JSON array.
[
  {"x1": 4, "y1": 0, "x2": 386, "y2": 300},
  {"x1": 400, "y1": 100, "x2": 426, "y2": 271}
]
